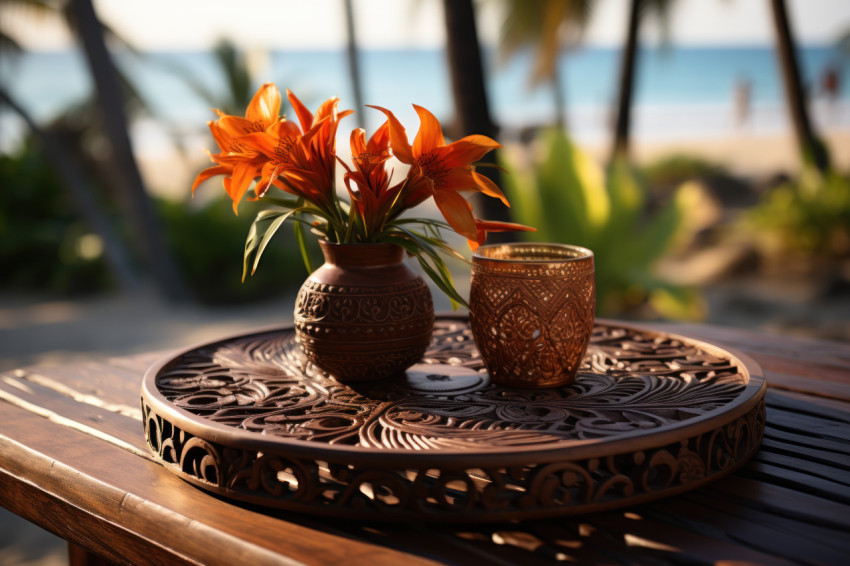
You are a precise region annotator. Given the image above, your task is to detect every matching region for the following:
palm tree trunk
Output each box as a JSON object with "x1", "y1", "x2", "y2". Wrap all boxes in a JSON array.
[
  {"x1": 769, "y1": 0, "x2": 829, "y2": 172},
  {"x1": 69, "y1": 0, "x2": 191, "y2": 301},
  {"x1": 343, "y1": 0, "x2": 365, "y2": 129},
  {"x1": 442, "y1": 0, "x2": 511, "y2": 227},
  {"x1": 0, "y1": 87, "x2": 139, "y2": 292},
  {"x1": 610, "y1": 0, "x2": 641, "y2": 163}
]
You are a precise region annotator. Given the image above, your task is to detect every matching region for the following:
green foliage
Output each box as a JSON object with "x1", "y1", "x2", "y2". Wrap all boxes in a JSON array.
[
  {"x1": 641, "y1": 154, "x2": 726, "y2": 193},
  {"x1": 241, "y1": 198, "x2": 470, "y2": 310},
  {"x1": 158, "y1": 196, "x2": 307, "y2": 305},
  {"x1": 744, "y1": 167, "x2": 850, "y2": 259},
  {"x1": 378, "y1": 219, "x2": 469, "y2": 309},
  {"x1": 502, "y1": 129, "x2": 704, "y2": 319},
  {"x1": 0, "y1": 142, "x2": 113, "y2": 294},
  {"x1": 0, "y1": 141, "x2": 309, "y2": 302}
]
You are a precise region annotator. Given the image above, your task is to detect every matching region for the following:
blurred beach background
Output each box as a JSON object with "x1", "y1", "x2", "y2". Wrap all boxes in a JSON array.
[
  {"x1": 4, "y1": 44, "x2": 850, "y2": 181},
  {"x1": 1, "y1": 0, "x2": 850, "y2": 564}
]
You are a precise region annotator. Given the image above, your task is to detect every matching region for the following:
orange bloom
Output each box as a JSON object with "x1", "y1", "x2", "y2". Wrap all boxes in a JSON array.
[
  {"x1": 340, "y1": 122, "x2": 401, "y2": 235},
  {"x1": 192, "y1": 83, "x2": 282, "y2": 213},
  {"x1": 192, "y1": 85, "x2": 354, "y2": 215},
  {"x1": 236, "y1": 90, "x2": 352, "y2": 212},
  {"x1": 369, "y1": 104, "x2": 508, "y2": 240},
  {"x1": 192, "y1": 83, "x2": 283, "y2": 213},
  {"x1": 214, "y1": 81, "x2": 281, "y2": 140}
]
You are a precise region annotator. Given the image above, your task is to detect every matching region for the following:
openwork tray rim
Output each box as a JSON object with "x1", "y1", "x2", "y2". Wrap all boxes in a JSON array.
[{"x1": 141, "y1": 315, "x2": 765, "y2": 468}]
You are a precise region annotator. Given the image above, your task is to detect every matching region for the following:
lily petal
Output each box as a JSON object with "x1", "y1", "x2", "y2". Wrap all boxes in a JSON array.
[
  {"x1": 367, "y1": 121, "x2": 391, "y2": 154},
  {"x1": 439, "y1": 135, "x2": 501, "y2": 167},
  {"x1": 257, "y1": 161, "x2": 281, "y2": 197},
  {"x1": 350, "y1": 128, "x2": 367, "y2": 156},
  {"x1": 468, "y1": 219, "x2": 537, "y2": 251},
  {"x1": 368, "y1": 105, "x2": 414, "y2": 164},
  {"x1": 412, "y1": 104, "x2": 445, "y2": 155},
  {"x1": 473, "y1": 170, "x2": 510, "y2": 207},
  {"x1": 228, "y1": 161, "x2": 260, "y2": 214},
  {"x1": 191, "y1": 165, "x2": 231, "y2": 193},
  {"x1": 287, "y1": 89, "x2": 314, "y2": 132},
  {"x1": 218, "y1": 115, "x2": 262, "y2": 137},
  {"x1": 246, "y1": 82, "x2": 281, "y2": 124},
  {"x1": 433, "y1": 189, "x2": 478, "y2": 240}
]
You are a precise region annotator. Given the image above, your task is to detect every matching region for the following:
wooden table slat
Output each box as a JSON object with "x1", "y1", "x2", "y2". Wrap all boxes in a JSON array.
[
  {"x1": 754, "y1": 448, "x2": 850, "y2": 485},
  {"x1": 589, "y1": 504, "x2": 799, "y2": 565},
  {"x1": 759, "y1": 437, "x2": 850, "y2": 469},
  {"x1": 705, "y1": 476, "x2": 850, "y2": 532},
  {"x1": 740, "y1": 460, "x2": 850, "y2": 504},
  {"x1": 765, "y1": 406, "x2": 850, "y2": 442},
  {"x1": 763, "y1": 425, "x2": 850, "y2": 457},
  {"x1": 0, "y1": 404, "x2": 442, "y2": 566},
  {"x1": 0, "y1": 374, "x2": 146, "y2": 452},
  {"x1": 3, "y1": 320, "x2": 850, "y2": 565},
  {"x1": 677, "y1": 490, "x2": 850, "y2": 564},
  {"x1": 765, "y1": 389, "x2": 850, "y2": 423}
]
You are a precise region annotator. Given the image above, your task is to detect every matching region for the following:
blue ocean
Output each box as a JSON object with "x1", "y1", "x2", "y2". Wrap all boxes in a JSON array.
[{"x1": 1, "y1": 45, "x2": 848, "y2": 154}]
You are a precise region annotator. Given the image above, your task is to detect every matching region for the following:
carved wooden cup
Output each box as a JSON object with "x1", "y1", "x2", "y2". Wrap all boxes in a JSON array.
[{"x1": 469, "y1": 243, "x2": 596, "y2": 388}]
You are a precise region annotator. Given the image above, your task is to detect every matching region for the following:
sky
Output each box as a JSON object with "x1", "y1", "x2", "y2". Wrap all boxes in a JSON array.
[{"x1": 2, "y1": 0, "x2": 849, "y2": 51}]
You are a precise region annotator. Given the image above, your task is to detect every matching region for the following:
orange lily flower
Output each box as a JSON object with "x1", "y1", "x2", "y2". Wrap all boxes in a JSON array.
[
  {"x1": 235, "y1": 90, "x2": 352, "y2": 212},
  {"x1": 193, "y1": 85, "x2": 354, "y2": 215},
  {"x1": 340, "y1": 122, "x2": 419, "y2": 237},
  {"x1": 284, "y1": 89, "x2": 353, "y2": 200},
  {"x1": 215, "y1": 81, "x2": 281, "y2": 138},
  {"x1": 192, "y1": 82, "x2": 284, "y2": 213},
  {"x1": 369, "y1": 104, "x2": 508, "y2": 241}
]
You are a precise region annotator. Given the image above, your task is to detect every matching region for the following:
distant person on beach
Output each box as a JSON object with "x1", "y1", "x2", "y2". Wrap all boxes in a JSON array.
[
  {"x1": 733, "y1": 76, "x2": 751, "y2": 128},
  {"x1": 822, "y1": 64, "x2": 840, "y2": 105}
]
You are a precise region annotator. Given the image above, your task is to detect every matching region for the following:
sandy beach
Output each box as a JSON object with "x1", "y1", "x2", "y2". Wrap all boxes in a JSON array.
[
  {"x1": 616, "y1": 130, "x2": 850, "y2": 177},
  {"x1": 138, "y1": 129, "x2": 850, "y2": 199}
]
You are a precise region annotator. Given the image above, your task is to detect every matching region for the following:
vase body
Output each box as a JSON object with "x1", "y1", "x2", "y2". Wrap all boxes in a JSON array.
[{"x1": 294, "y1": 241, "x2": 434, "y2": 382}]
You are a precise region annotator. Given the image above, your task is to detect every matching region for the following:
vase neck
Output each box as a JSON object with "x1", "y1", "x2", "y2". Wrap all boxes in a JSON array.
[{"x1": 319, "y1": 241, "x2": 404, "y2": 268}]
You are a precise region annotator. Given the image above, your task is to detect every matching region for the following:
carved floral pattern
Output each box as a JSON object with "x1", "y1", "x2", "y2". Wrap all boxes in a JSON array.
[{"x1": 142, "y1": 319, "x2": 765, "y2": 520}]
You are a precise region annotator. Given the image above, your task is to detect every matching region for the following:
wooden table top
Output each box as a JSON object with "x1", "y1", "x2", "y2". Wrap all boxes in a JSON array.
[{"x1": 1, "y1": 319, "x2": 849, "y2": 565}]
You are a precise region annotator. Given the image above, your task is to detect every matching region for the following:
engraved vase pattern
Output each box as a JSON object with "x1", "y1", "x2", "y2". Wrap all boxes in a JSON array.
[{"x1": 294, "y1": 241, "x2": 434, "y2": 382}]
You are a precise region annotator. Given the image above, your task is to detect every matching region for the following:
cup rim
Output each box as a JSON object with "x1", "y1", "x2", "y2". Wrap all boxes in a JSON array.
[{"x1": 472, "y1": 242, "x2": 594, "y2": 264}]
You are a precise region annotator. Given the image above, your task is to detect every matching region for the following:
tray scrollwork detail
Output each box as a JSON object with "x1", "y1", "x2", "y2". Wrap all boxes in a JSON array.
[{"x1": 141, "y1": 317, "x2": 766, "y2": 521}]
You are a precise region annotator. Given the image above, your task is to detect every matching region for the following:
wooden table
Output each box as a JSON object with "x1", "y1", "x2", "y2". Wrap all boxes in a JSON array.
[{"x1": 1, "y1": 320, "x2": 849, "y2": 565}]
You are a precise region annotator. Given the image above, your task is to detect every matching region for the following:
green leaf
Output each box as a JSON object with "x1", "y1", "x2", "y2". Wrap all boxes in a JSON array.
[
  {"x1": 242, "y1": 210, "x2": 289, "y2": 282},
  {"x1": 242, "y1": 209, "x2": 306, "y2": 280},
  {"x1": 293, "y1": 220, "x2": 314, "y2": 274},
  {"x1": 252, "y1": 208, "x2": 303, "y2": 275},
  {"x1": 648, "y1": 285, "x2": 706, "y2": 321},
  {"x1": 498, "y1": 129, "x2": 707, "y2": 320},
  {"x1": 257, "y1": 195, "x2": 301, "y2": 209},
  {"x1": 417, "y1": 257, "x2": 467, "y2": 310},
  {"x1": 381, "y1": 231, "x2": 469, "y2": 309}
]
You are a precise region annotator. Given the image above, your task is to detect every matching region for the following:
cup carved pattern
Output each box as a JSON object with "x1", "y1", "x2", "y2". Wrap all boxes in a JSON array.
[
  {"x1": 143, "y1": 320, "x2": 765, "y2": 520},
  {"x1": 470, "y1": 243, "x2": 596, "y2": 388},
  {"x1": 471, "y1": 272, "x2": 595, "y2": 387}
]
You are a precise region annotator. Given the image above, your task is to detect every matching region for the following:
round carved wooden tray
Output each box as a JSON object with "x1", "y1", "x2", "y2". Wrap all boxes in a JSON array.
[{"x1": 140, "y1": 316, "x2": 765, "y2": 522}]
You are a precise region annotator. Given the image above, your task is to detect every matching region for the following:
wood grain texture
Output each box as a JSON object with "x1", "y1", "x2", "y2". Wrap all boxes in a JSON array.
[{"x1": 2, "y1": 319, "x2": 849, "y2": 565}]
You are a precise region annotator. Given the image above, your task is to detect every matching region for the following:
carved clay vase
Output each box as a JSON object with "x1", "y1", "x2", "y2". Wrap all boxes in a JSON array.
[{"x1": 294, "y1": 241, "x2": 434, "y2": 382}]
